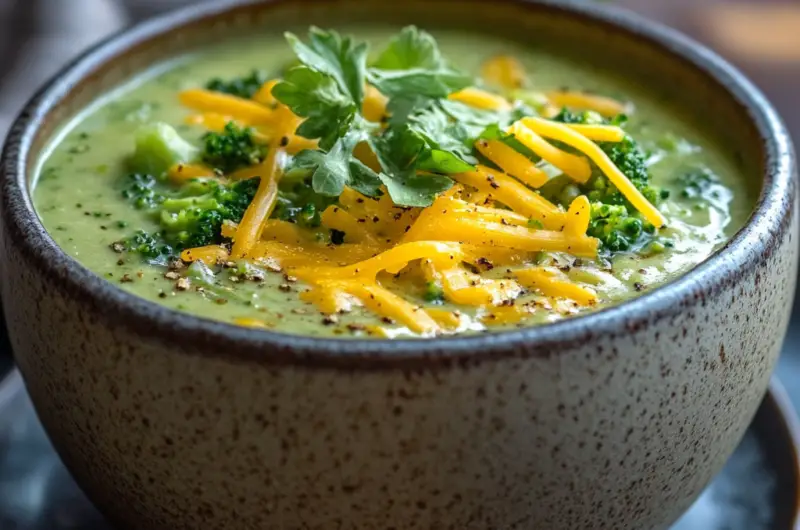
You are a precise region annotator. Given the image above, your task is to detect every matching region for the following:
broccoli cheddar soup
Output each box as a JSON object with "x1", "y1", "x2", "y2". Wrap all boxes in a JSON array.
[{"x1": 34, "y1": 26, "x2": 754, "y2": 338}]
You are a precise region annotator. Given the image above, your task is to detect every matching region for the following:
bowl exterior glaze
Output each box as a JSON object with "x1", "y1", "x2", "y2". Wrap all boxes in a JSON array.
[{"x1": 1, "y1": 1, "x2": 797, "y2": 529}]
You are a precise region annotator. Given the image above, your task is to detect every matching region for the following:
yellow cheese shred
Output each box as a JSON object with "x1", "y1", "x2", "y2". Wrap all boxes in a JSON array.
[
  {"x1": 423, "y1": 260, "x2": 522, "y2": 306},
  {"x1": 451, "y1": 165, "x2": 567, "y2": 229},
  {"x1": 562, "y1": 123, "x2": 626, "y2": 143},
  {"x1": 546, "y1": 90, "x2": 630, "y2": 118},
  {"x1": 481, "y1": 55, "x2": 527, "y2": 89},
  {"x1": 515, "y1": 267, "x2": 598, "y2": 306},
  {"x1": 292, "y1": 241, "x2": 464, "y2": 282},
  {"x1": 520, "y1": 117, "x2": 666, "y2": 227},
  {"x1": 320, "y1": 206, "x2": 382, "y2": 246},
  {"x1": 252, "y1": 80, "x2": 279, "y2": 107},
  {"x1": 507, "y1": 122, "x2": 592, "y2": 183},
  {"x1": 404, "y1": 212, "x2": 599, "y2": 257},
  {"x1": 474, "y1": 139, "x2": 548, "y2": 188},
  {"x1": 180, "y1": 245, "x2": 229, "y2": 265},
  {"x1": 362, "y1": 85, "x2": 388, "y2": 123},
  {"x1": 448, "y1": 87, "x2": 511, "y2": 110},
  {"x1": 426, "y1": 308, "x2": 463, "y2": 330},
  {"x1": 233, "y1": 317, "x2": 273, "y2": 329},
  {"x1": 179, "y1": 89, "x2": 274, "y2": 125},
  {"x1": 167, "y1": 163, "x2": 217, "y2": 183},
  {"x1": 230, "y1": 148, "x2": 283, "y2": 259},
  {"x1": 564, "y1": 196, "x2": 591, "y2": 237}
]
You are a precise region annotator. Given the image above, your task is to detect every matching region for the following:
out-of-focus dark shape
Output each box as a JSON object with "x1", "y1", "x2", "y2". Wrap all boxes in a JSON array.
[{"x1": 0, "y1": 0, "x2": 128, "y2": 137}]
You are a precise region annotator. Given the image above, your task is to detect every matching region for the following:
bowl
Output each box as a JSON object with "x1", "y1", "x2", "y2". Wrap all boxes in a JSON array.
[{"x1": 1, "y1": 1, "x2": 797, "y2": 529}]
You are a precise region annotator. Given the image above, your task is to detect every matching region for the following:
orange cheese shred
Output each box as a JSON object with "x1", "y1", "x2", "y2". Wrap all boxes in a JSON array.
[
  {"x1": 564, "y1": 195, "x2": 592, "y2": 237},
  {"x1": 230, "y1": 149, "x2": 283, "y2": 259},
  {"x1": 448, "y1": 87, "x2": 511, "y2": 110},
  {"x1": 180, "y1": 245, "x2": 229, "y2": 265},
  {"x1": 507, "y1": 122, "x2": 592, "y2": 183},
  {"x1": 404, "y1": 212, "x2": 599, "y2": 258},
  {"x1": 292, "y1": 241, "x2": 463, "y2": 282},
  {"x1": 320, "y1": 206, "x2": 382, "y2": 246},
  {"x1": 515, "y1": 267, "x2": 598, "y2": 306},
  {"x1": 546, "y1": 90, "x2": 630, "y2": 118},
  {"x1": 520, "y1": 117, "x2": 665, "y2": 227},
  {"x1": 362, "y1": 85, "x2": 388, "y2": 123},
  {"x1": 167, "y1": 163, "x2": 217, "y2": 183},
  {"x1": 252, "y1": 80, "x2": 279, "y2": 107},
  {"x1": 423, "y1": 261, "x2": 522, "y2": 306},
  {"x1": 481, "y1": 55, "x2": 527, "y2": 90},
  {"x1": 451, "y1": 165, "x2": 567, "y2": 229},
  {"x1": 179, "y1": 89, "x2": 274, "y2": 125},
  {"x1": 562, "y1": 123, "x2": 626, "y2": 143},
  {"x1": 233, "y1": 317, "x2": 273, "y2": 329},
  {"x1": 474, "y1": 139, "x2": 548, "y2": 188}
]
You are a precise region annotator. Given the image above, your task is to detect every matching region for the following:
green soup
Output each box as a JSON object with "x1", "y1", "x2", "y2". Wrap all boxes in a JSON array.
[{"x1": 33, "y1": 26, "x2": 753, "y2": 338}]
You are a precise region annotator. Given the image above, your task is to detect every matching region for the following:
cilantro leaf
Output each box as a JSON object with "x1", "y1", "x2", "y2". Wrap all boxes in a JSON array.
[
  {"x1": 284, "y1": 27, "x2": 368, "y2": 105},
  {"x1": 369, "y1": 26, "x2": 471, "y2": 98},
  {"x1": 272, "y1": 66, "x2": 358, "y2": 150}
]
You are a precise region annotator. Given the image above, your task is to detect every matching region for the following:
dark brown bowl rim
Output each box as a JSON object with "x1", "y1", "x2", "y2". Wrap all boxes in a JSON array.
[{"x1": 0, "y1": 0, "x2": 796, "y2": 369}]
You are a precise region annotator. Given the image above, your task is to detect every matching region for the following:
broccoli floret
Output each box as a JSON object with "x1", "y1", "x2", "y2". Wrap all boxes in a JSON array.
[
  {"x1": 122, "y1": 178, "x2": 259, "y2": 259},
  {"x1": 202, "y1": 122, "x2": 265, "y2": 173},
  {"x1": 158, "y1": 178, "x2": 260, "y2": 248},
  {"x1": 206, "y1": 70, "x2": 270, "y2": 99},
  {"x1": 675, "y1": 167, "x2": 719, "y2": 200},
  {"x1": 272, "y1": 177, "x2": 337, "y2": 229},
  {"x1": 551, "y1": 108, "x2": 606, "y2": 125},
  {"x1": 423, "y1": 281, "x2": 445, "y2": 304},
  {"x1": 123, "y1": 230, "x2": 173, "y2": 260},
  {"x1": 587, "y1": 203, "x2": 655, "y2": 252},
  {"x1": 129, "y1": 122, "x2": 199, "y2": 177},
  {"x1": 121, "y1": 173, "x2": 165, "y2": 210}
]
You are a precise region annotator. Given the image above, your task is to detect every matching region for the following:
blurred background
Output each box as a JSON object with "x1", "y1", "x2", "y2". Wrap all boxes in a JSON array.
[{"x1": 3, "y1": 0, "x2": 800, "y2": 399}]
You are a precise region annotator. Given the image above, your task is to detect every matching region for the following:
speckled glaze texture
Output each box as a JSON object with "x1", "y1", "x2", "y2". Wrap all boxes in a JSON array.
[{"x1": 1, "y1": 1, "x2": 797, "y2": 529}]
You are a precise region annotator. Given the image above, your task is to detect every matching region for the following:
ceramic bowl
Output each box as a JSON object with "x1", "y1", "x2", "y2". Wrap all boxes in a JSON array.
[{"x1": 1, "y1": 1, "x2": 797, "y2": 529}]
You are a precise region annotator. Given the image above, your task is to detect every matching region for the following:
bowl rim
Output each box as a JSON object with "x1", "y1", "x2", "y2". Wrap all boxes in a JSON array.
[{"x1": 1, "y1": 0, "x2": 796, "y2": 369}]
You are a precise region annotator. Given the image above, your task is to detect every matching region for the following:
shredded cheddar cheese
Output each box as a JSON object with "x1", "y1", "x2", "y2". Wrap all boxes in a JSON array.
[
  {"x1": 515, "y1": 267, "x2": 598, "y2": 306},
  {"x1": 520, "y1": 117, "x2": 665, "y2": 227},
  {"x1": 546, "y1": 90, "x2": 630, "y2": 118},
  {"x1": 475, "y1": 139, "x2": 548, "y2": 188},
  {"x1": 481, "y1": 55, "x2": 527, "y2": 89},
  {"x1": 179, "y1": 89, "x2": 274, "y2": 125},
  {"x1": 168, "y1": 163, "x2": 217, "y2": 183},
  {"x1": 448, "y1": 87, "x2": 511, "y2": 110},
  {"x1": 507, "y1": 122, "x2": 593, "y2": 183}
]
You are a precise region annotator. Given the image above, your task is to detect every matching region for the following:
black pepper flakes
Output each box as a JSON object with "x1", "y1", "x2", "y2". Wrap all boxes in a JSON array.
[
  {"x1": 322, "y1": 315, "x2": 338, "y2": 325},
  {"x1": 120, "y1": 274, "x2": 133, "y2": 283},
  {"x1": 634, "y1": 282, "x2": 645, "y2": 292}
]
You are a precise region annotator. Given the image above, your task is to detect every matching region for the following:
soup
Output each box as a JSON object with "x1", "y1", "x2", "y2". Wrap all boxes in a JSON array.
[{"x1": 33, "y1": 26, "x2": 752, "y2": 338}]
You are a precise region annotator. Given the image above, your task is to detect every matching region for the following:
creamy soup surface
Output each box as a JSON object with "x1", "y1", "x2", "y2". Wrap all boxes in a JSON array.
[{"x1": 34, "y1": 26, "x2": 754, "y2": 338}]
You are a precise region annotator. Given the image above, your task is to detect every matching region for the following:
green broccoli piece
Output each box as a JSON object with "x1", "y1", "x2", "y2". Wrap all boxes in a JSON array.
[
  {"x1": 129, "y1": 122, "x2": 199, "y2": 177},
  {"x1": 587, "y1": 203, "x2": 655, "y2": 252},
  {"x1": 157, "y1": 178, "x2": 260, "y2": 248},
  {"x1": 206, "y1": 70, "x2": 270, "y2": 99},
  {"x1": 202, "y1": 122, "x2": 265, "y2": 173},
  {"x1": 423, "y1": 281, "x2": 445, "y2": 304},
  {"x1": 675, "y1": 167, "x2": 720, "y2": 200},
  {"x1": 551, "y1": 108, "x2": 606, "y2": 125},
  {"x1": 123, "y1": 230, "x2": 173, "y2": 260},
  {"x1": 272, "y1": 177, "x2": 337, "y2": 229},
  {"x1": 121, "y1": 178, "x2": 259, "y2": 259},
  {"x1": 121, "y1": 173, "x2": 165, "y2": 210}
]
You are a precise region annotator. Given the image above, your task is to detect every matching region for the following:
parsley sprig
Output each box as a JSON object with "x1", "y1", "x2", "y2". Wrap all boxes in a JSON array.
[{"x1": 273, "y1": 26, "x2": 490, "y2": 207}]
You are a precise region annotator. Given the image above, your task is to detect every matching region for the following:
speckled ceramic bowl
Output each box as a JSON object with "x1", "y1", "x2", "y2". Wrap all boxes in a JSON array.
[{"x1": 0, "y1": 1, "x2": 797, "y2": 529}]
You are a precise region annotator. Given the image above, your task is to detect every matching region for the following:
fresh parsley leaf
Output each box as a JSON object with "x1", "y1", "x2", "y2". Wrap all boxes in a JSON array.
[
  {"x1": 284, "y1": 27, "x2": 368, "y2": 106},
  {"x1": 373, "y1": 26, "x2": 443, "y2": 70},
  {"x1": 369, "y1": 26, "x2": 471, "y2": 98},
  {"x1": 272, "y1": 66, "x2": 359, "y2": 150}
]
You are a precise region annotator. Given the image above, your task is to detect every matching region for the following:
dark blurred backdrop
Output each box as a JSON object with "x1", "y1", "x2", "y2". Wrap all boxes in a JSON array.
[{"x1": 1, "y1": 0, "x2": 799, "y2": 401}]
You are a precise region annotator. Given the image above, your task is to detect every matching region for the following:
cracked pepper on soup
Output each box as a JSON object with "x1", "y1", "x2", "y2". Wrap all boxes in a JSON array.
[{"x1": 33, "y1": 26, "x2": 753, "y2": 338}]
